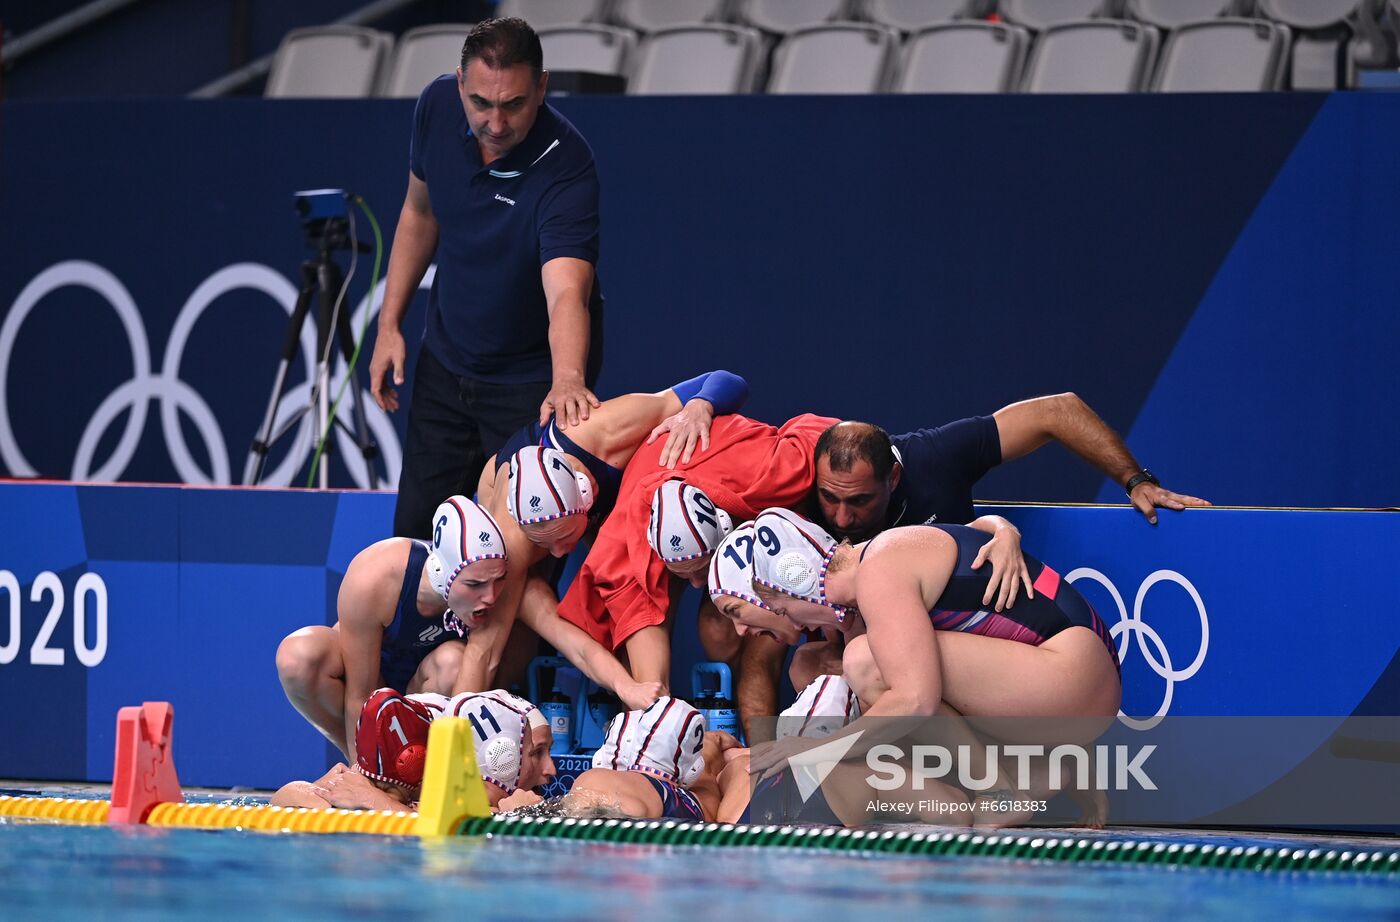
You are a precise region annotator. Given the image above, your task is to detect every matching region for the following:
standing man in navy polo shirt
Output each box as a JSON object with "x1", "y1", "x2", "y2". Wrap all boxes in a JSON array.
[{"x1": 370, "y1": 18, "x2": 605, "y2": 538}]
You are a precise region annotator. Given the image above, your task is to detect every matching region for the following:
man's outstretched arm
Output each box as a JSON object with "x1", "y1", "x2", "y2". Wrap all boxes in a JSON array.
[{"x1": 993, "y1": 392, "x2": 1211, "y2": 525}]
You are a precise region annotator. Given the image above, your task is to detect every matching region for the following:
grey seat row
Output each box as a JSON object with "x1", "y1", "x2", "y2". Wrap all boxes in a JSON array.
[
  {"x1": 266, "y1": 18, "x2": 1295, "y2": 98},
  {"x1": 493, "y1": 0, "x2": 1367, "y2": 35}
]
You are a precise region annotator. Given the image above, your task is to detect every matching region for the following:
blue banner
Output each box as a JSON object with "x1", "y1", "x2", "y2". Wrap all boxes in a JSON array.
[{"x1": 3, "y1": 93, "x2": 1398, "y2": 509}]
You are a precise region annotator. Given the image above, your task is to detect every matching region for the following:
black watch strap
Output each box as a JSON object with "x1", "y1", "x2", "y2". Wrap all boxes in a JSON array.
[{"x1": 1124, "y1": 469, "x2": 1160, "y2": 495}]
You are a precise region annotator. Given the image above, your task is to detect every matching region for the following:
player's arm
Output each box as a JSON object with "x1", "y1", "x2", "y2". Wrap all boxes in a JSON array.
[
  {"x1": 646, "y1": 370, "x2": 750, "y2": 467},
  {"x1": 269, "y1": 780, "x2": 334, "y2": 809},
  {"x1": 451, "y1": 566, "x2": 524, "y2": 695},
  {"x1": 451, "y1": 511, "x2": 534, "y2": 694},
  {"x1": 715, "y1": 749, "x2": 752, "y2": 824},
  {"x1": 992, "y1": 392, "x2": 1210, "y2": 524},
  {"x1": 270, "y1": 763, "x2": 347, "y2": 808},
  {"x1": 539, "y1": 256, "x2": 599, "y2": 429},
  {"x1": 370, "y1": 171, "x2": 439, "y2": 413},
  {"x1": 855, "y1": 540, "x2": 945, "y2": 718},
  {"x1": 582, "y1": 370, "x2": 749, "y2": 467},
  {"x1": 518, "y1": 576, "x2": 663, "y2": 710},
  {"x1": 336, "y1": 556, "x2": 391, "y2": 763}
]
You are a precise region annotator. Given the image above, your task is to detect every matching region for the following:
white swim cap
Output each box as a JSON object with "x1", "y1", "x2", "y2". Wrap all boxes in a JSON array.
[
  {"x1": 507, "y1": 445, "x2": 595, "y2": 525},
  {"x1": 475, "y1": 688, "x2": 547, "y2": 733},
  {"x1": 707, "y1": 522, "x2": 769, "y2": 610},
  {"x1": 649, "y1": 479, "x2": 734, "y2": 563},
  {"x1": 426, "y1": 496, "x2": 508, "y2": 601},
  {"x1": 445, "y1": 690, "x2": 533, "y2": 794},
  {"x1": 778, "y1": 675, "x2": 861, "y2": 740},
  {"x1": 750, "y1": 508, "x2": 840, "y2": 606},
  {"x1": 591, "y1": 697, "x2": 706, "y2": 787}
]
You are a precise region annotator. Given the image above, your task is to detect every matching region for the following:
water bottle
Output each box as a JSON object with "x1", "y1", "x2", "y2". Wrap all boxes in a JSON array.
[
  {"x1": 540, "y1": 683, "x2": 573, "y2": 756},
  {"x1": 528, "y1": 656, "x2": 576, "y2": 755},
  {"x1": 586, "y1": 685, "x2": 620, "y2": 736},
  {"x1": 692, "y1": 662, "x2": 741, "y2": 741}
]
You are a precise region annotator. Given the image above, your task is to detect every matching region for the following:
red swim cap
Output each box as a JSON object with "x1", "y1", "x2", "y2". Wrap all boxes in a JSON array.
[{"x1": 355, "y1": 689, "x2": 444, "y2": 789}]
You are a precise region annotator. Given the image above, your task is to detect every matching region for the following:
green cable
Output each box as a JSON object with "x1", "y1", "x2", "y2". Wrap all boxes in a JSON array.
[
  {"x1": 450, "y1": 815, "x2": 1400, "y2": 875},
  {"x1": 305, "y1": 195, "x2": 384, "y2": 489}
]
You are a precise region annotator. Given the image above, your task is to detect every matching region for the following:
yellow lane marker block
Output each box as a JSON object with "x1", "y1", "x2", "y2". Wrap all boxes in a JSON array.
[{"x1": 415, "y1": 716, "x2": 491, "y2": 837}]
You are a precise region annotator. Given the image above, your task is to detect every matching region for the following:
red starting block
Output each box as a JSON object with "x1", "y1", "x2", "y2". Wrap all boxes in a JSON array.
[{"x1": 109, "y1": 702, "x2": 184, "y2": 824}]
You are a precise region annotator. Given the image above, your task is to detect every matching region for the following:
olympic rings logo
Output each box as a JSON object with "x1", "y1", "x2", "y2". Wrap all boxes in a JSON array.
[
  {"x1": 1066, "y1": 568, "x2": 1209, "y2": 731},
  {"x1": 0, "y1": 260, "x2": 428, "y2": 487}
]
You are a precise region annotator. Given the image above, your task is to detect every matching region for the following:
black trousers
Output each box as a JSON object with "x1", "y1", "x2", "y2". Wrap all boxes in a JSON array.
[{"x1": 392, "y1": 347, "x2": 549, "y2": 539}]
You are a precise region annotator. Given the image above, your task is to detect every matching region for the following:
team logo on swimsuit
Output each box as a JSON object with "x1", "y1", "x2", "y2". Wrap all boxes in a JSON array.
[
  {"x1": 479, "y1": 531, "x2": 492, "y2": 545},
  {"x1": 669, "y1": 535, "x2": 683, "y2": 550},
  {"x1": 418, "y1": 625, "x2": 443, "y2": 644},
  {"x1": 529, "y1": 496, "x2": 542, "y2": 511}
]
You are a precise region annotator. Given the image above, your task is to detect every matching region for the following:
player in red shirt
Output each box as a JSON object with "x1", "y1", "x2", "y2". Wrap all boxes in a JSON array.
[{"x1": 556, "y1": 412, "x2": 836, "y2": 701}]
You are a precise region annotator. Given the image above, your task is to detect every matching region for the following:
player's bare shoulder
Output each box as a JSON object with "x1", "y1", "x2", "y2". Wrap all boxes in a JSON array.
[
  {"x1": 339, "y1": 537, "x2": 416, "y2": 628},
  {"x1": 571, "y1": 392, "x2": 678, "y2": 467},
  {"x1": 857, "y1": 526, "x2": 954, "y2": 590}
]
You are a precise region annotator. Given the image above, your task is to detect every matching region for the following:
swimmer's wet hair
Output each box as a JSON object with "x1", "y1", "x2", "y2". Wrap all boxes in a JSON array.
[{"x1": 815, "y1": 422, "x2": 896, "y2": 481}]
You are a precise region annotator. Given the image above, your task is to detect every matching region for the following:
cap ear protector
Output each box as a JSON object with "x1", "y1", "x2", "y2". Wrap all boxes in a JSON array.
[
  {"x1": 445, "y1": 691, "x2": 531, "y2": 794},
  {"x1": 507, "y1": 445, "x2": 595, "y2": 525},
  {"x1": 355, "y1": 690, "x2": 444, "y2": 790},
  {"x1": 648, "y1": 479, "x2": 734, "y2": 563},
  {"x1": 426, "y1": 495, "x2": 508, "y2": 601}
]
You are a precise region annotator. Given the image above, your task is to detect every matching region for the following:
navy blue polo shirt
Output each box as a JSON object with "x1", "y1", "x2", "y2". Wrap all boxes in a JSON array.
[
  {"x1": 410, "y1": 75, "x2": 604, "y2": 383},
  {"x1": 886, "y1": 415, "x2": 1003, "y2": 527}
]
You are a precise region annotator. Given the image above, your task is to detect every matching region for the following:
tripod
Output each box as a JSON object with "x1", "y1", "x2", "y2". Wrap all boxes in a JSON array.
[{"x1": 244, "y1": 218, "x2": 380, "y2": 489}]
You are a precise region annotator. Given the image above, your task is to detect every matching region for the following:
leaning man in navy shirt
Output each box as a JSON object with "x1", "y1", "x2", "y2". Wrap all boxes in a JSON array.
[{"x1": 370, "y1": 17, "x2": 605, "y2": 538}]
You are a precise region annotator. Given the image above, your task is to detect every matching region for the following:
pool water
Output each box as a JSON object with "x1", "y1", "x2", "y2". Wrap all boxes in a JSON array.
[{"x1": 1, "y1": 817, "x2": 1397, "y2": 922}]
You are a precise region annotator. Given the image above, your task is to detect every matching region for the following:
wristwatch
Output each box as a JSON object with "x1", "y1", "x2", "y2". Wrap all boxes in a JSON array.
[{"x1": 1124, "y1": 469, "x2": 1160, "y2": 495}]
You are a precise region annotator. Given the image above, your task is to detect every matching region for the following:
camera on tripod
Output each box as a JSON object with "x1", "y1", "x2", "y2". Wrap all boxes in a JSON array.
[
  {"x1": 294, "y1": 188, "x2": 354, "y2": 251},
  {"x1": 243, "y1": 188, "x2": 381, "y2": 489}
]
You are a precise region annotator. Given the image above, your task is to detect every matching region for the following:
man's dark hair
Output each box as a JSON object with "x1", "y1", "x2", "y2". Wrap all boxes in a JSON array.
[
  {"x1": 814, "y1": 421, "x2": 896, "y2": 480},
  {"x1": 460, "y1": 18, "x2": 544, "y2": 77}
]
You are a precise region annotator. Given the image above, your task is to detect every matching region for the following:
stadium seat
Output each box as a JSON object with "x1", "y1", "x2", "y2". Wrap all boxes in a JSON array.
[
  {"x1": 1022, "y1": 20, "x2": 1159, "y2": 93},
  {"x1": 628, "y1": 24, "x2": 765, "y2": 94},
  {"x1": 495, "y1": 0, "x2": 608, "y2": 30},
  {"x1": 735, "y1": 0, "x2": 853, "y2": 35},
  {"x1": 380, "y1": 24, "x2": 472, "y2": 98},
  {"x1": 1124, "y1": 0, "x2": 1243, "y2": 29},
  {"x1": 860, "y1": 0, "x2": 995, "y2": 33},
  {"x1": 538, "y1": 25, "x2": 637, "y2": 77},
  {"x1": 767, "y1": 22, "x2": 899, "y2": 93},
  {"x1": 1257, "y1": 0, "x2": 1363, "y2": 88},
  {"x1": 1349, "y1": 0, "x2": 1398, "y2": 75},
  {"x1": 611, "y1": 0, "x2": 731, "y2": 33},
  {"x1": 1152, "y1": 19, "x2": 1291, "y2": 91},
  {"x1": 265, "y1": 26, "x2": 393, "y2": 98},
  {"x1": 1257, "y1": 0, "x2": 1363, "y2": 30},
  {"x1": 998, "y1": 0, "x2": 1116, "y2": 32},
  {"x1": 894, "y1": 22, "x2": 1029, "y2": 93}
]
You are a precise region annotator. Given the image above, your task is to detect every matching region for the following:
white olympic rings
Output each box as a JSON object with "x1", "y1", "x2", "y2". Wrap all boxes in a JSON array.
[
  {"x1": 1065, "y1": 567, "x2": 1210, "y2": 731},
  {"x1": 0, "y1": 259, "x2": 421, "y2": 487}
]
